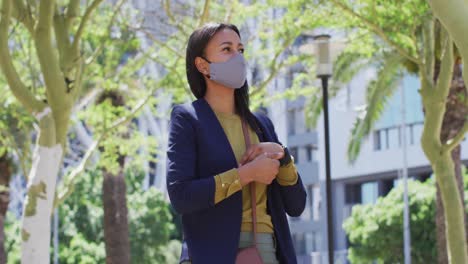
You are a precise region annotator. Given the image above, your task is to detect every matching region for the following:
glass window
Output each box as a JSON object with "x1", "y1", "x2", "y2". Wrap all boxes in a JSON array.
[
  {"x1": 388, "y1": 127, "x2": 399, "y2": 149},
  {"x1": 383, "y1": 129, "x2": 389, "y2": 149},
  {"x1": 288, "y1": 109, "x2": 296, "y2": 135},
  {"x1": 361, "y1": 181, "x2": 378, "y2": 204},
  {"x1": 345, "y1": 184, "x2": 361, "y2": 204},
  {"x1": 373, "y1": 130, "x2": 381, "y2": 151},
  {"x1": 306, "y1": 145, "x2": 314, "y2": 161}
]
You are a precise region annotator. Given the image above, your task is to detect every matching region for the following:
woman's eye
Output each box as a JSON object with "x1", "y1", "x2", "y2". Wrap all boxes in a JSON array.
[
  {"x1": 239, "y1": 48, "x2": 245, "y2": 53},
  {"x1": 223, "y1": 47, "x2": 231, "y2": 52}
]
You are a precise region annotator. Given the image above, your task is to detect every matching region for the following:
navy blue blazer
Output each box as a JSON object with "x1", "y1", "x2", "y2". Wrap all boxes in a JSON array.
[{"x1": 166, "y1": 98, "x2": 307, "y2": 264}]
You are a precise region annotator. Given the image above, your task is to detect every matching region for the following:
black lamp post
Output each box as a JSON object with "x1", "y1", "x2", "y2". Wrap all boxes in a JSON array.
[
  {"x1": 300, "y1": 33, "x2": 334, "y2": 264},
  {"x1": 314, "y1": 34, "x2": 334, "y2": 264}
]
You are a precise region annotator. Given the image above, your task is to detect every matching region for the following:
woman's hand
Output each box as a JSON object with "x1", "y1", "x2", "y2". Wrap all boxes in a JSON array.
[
  {"x1": 239, "y1": 142, "x2": 284, "y2": 166},
  {"x1": 238, "y1": 153, "x2": 280, "y2": 185}
]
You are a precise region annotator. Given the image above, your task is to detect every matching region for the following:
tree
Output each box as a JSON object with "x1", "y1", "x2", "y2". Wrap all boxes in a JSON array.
[
  {"x1": 0, "y1": 153, "x2": 12, "y2": 264},
  {"x1": 344, "y1": 179, "x2": 437, "y2": 263},
  {"x1": 0, "y1": 1, "x2": 155, "y2": 262},
  {"x1": 317, "y1": 1, "x2": 468, "y2": 262},
  {"x1": 344, "y1": 169, "x2": 468, "y2": 263},
  {"x1": 0, "y1": 84, "x2": 34, "y2": 263}
]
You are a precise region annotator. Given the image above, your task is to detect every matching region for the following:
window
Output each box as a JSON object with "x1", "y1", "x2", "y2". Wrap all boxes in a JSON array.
[
  {"x1": 409, "y1": 124, "x2": 414, "y2": 145},
  {"x1": 288, "y1": 109, "x2": 296, "y2": 135},
  {"x1": 305, "y1": 145, "x2": 314, "y2": 162},
  {"x1": 361, "y1": 181, "x2": 378, "y2": 204},
  {"x1": 373, "y1": 130, "x2": 381, "y2": 151},
  {"x1": 380, "y1": 179, "x2": 394, "y2": 196},
  {"x1": 388, "y1": 127, "x2": 399, "y2": 148},
  {"x1": 374, "y1": 129, "x2": 390, "y2": 151},
  {"x1": 345, "y1": 184, "x2": 361, "y2": 204}
]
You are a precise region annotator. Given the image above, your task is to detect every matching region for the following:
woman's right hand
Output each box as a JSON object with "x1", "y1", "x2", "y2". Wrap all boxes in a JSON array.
[{"x1": 238, "y1": 153, "x2": 281, "y2": 186}]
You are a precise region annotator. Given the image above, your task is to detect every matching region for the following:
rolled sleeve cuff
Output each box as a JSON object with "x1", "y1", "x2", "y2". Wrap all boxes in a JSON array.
[
  {"x1": 214, "y1": 168, "x2": 242, "y2": 204},
  {"x1": 276, "y1": 159, "x2": 298, "y2": 186}
]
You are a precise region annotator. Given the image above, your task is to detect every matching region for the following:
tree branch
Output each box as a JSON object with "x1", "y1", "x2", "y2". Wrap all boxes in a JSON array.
[
  {"x1": 0, "y1": 0, "x2": 46, "y2": 114},
  {"x1": 65, "y1": 0, "x2": 80, "y2": 30},
  {"x1": 163, "y1": 0, "x2": 190, "y2": 35},
  {"x1": 443, "y1": 122, "x2": 468, "y2": 153},
  {"x1": 35, "y1": 0, "x2": 69, "y2": 111},
  {"x1": 422, "y1": 18, "x2": 435, "y2": 85},
  {"x1": 330, "y1": 0, "x2": 421, "y2": 65},
  {"x1": 224, "y1": 0, "x2": 234, "y2": 23},
  {"x1": 53, "y1": 8, "x2": 71, "y2": 67},
  {"x1": 198, "y1": 0, "x2": 211, "y2": 27},
  {"x1": 70, "y1": 0, "x2": 104, "y2": 55},
  {"x1": 428, "y1": 0, "x2": 468, "y2": 95},
  {"x1": 131, "y1": 26, "x2": 184, "y2": 59},
  {"x1": 83, "y1": 0, "x2": 127, "y2": 66},
  {"x1": 251, "y1": 36, "x2": 297, "y2": 96},
  {"x1": 435, "y1": 28, "x2": 453, "y2": 96},
  {"x1": 11, "y1": 0, "x2": 35, "y2": 34},
  {"x1": 54, "y1": 91, "x2": 153, "y2": 207}
]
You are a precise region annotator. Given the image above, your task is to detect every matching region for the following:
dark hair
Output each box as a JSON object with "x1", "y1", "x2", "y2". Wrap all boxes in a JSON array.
[{"x1": 186, "y1": 23, "x2": 260, "y2": 133}]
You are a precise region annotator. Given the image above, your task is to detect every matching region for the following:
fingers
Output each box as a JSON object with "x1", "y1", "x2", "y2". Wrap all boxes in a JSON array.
[
  {"x1": 240, "y1": 145, "x2": 260, "y2": 165},
  {"x1": 239, "y1": 146, "x2": 254, "y2": 165},
  {"x1": 265, "y1": 151, "x2": 284, "y2": 160}
]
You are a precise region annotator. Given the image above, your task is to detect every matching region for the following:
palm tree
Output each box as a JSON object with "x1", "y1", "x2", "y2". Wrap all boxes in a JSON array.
[
  {"x1": 304, "y1": 16, "x2": 467, "y2": 262},
  {"x1": 97, "y1": 90, "x2": 131, "y2": 264},
  {"x1": 0, "y1": 153, "x2": 12, "y2": 264}
]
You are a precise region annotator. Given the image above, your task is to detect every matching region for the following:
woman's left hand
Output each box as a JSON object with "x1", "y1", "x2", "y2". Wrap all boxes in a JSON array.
[{"x1": 239, "y1": 142, "x2": 284, "y2": 166}]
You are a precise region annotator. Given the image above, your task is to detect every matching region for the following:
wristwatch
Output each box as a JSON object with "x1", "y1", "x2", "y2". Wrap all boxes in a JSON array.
[{"x1": 279, "y1": 145, "x2": 292, "y2": 167}]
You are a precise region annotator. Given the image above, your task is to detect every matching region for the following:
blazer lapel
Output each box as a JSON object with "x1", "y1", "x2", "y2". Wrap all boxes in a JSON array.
[{"x1": 195, "y1": 98, "x2": 238, "y2": 168}]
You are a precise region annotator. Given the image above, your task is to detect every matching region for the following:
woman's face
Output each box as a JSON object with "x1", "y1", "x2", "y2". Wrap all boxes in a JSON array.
[{"x1": 195, "y1": 28, "x2": 245, "y2": 74}]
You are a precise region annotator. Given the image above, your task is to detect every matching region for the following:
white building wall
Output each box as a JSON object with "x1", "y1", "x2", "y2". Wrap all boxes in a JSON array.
[{"x1": 316, "y1": 69, "x2": 468, "y2": 182}]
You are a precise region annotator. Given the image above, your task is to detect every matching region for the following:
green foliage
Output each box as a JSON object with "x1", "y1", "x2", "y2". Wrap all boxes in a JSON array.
[
  {"x1": 0, "y1": 85, "x2": 34, "y2": 174},
  {"x1": 57, "y1": 168, "x2": 177, "y2": 263},
  {"x1": 347, "y1": 54, "x2": 404, "y2": 163},
  {"x1": 343, "y1": 177, "x2": 468, "y2": 263},
  {"x1": 128, "y1": 187, "x2": 176, "y2": 263},
  {"x1": 4, "y1": 167, "x2": 178, "y2": 263},
  {"x1": 303, "y1": 0, "x2": 433, "y2": 163},
  {"x1": 4, "y1": 212, "x2": 21, "y2": 264}
]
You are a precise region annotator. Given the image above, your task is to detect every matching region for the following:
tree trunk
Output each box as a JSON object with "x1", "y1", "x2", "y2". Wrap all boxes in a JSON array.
[
  {"x1": 436, "y1": 145, "x2": 465, "y2": 264},
  {"x1": 102, "y1": 164, "x2": 130, "y2": 264},
  {"x1": 0, "y1": 154, "x2": 12, "y2": 264},
  {"x1": 20, "y1": 113, "x2": 63, "y2": 264},
  {"x1": 435, "y1": 59, "x2": 467, "y2": 264},
  {"x1": 100, "y1": 91, "x2": 130, "y2": 264}
]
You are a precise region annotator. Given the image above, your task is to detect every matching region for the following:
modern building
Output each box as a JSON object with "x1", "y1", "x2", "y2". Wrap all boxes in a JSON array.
[{"x1": 269, "y1": 57, "x2": 468, "y2": 263}]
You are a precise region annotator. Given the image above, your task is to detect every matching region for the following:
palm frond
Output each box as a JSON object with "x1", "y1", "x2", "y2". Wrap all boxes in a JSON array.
[
  {"x1": 347, "y1": 53, "x2": 404, "y2": 163},
  {"x1": 304, "y1": 51, "x2": 370, "y2": 129}
]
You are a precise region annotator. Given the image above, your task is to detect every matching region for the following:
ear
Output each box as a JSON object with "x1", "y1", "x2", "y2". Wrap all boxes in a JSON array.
[{"x1": 195, "y1": 57, "x2": 210, "y2": 76}]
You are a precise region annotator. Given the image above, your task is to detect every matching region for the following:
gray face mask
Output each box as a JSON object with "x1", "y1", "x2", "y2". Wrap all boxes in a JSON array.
[{"x1": 202, "y1": 53, "x2": 247, "y2": 89}]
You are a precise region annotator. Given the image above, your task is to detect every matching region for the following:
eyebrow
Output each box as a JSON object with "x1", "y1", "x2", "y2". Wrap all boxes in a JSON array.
[{"x1": 219, "y1": 41, "x2": 244, "y2": 47}]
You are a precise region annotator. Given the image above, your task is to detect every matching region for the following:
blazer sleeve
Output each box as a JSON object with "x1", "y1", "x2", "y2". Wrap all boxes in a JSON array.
[
  {"x1": 166, "y1": 105, "x2": 216, "y2": 215},
  {"x1": 261, "y1": 114, "x2": 307, "y2": 217}
]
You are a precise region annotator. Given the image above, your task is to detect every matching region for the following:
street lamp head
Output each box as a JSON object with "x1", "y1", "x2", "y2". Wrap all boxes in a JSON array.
[{"x1": 314, "y1": 34, "x2": 332, "y2": 78}]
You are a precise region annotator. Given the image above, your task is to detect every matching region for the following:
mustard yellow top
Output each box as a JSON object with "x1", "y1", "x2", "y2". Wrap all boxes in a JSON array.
[{"x1": 212, "y1": 110, "x2": 298, "y2": 233}]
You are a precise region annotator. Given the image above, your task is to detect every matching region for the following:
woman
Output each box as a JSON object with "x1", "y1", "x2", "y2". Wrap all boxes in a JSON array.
[{"x1": 166, "y1": 22, "x2": 306, "y2": 264}]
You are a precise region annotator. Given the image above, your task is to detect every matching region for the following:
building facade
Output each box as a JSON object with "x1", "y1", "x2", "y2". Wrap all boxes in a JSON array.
[{"x1": 270, "y1": 62, "x2": 468, "y2": 263}]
